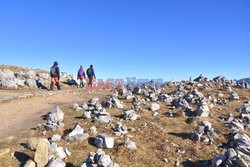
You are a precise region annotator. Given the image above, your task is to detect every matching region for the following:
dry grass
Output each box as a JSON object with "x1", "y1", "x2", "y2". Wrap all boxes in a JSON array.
[{"x1": 0, "y1": 87, "x2": 249, "y2": 167}]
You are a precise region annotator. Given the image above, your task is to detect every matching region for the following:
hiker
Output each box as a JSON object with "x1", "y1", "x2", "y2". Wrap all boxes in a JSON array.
[
  {"x1": 86, "y1": 65, "x2": 96, "y2": 87},
  {"x1": 50, "y1": 61, "x2": 61, "y2": 91},
  {"x1": 77, "y1": 65, "x2": 86, "y2": 88}
]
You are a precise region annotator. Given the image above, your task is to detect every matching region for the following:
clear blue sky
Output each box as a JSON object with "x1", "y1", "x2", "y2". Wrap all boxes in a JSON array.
[{"x1": 0, "y1": 0, "x2": 249, "y2": 81}]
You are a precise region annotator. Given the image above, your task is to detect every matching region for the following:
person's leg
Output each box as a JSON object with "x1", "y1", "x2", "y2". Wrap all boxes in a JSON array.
[
  {"x1": 80, "y1": 78, "x2": 83, "y2": 88},
  {"x1": 56, "y1": 82, "x2": 61, "y2": 90},
  {"x1": 90, "y1": 77, "x2": 93, "y2": 87},
  {"x1": 87, "y1": 77, "x2": 91, "y2": 87},
  {"x1": 50, "y1": 77, "x2": 55, "y2": 91},
  {"x1": 55, "y1": 78, "x2": 61, "y2": 90},
  {"x1": 50, "y1": 82, "x2": 54, "y2": 91}
]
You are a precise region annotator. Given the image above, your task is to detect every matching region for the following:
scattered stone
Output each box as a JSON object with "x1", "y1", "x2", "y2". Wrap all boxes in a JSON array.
[
  {"x1": 217, "y1": 99, "x2": 229, "y2": 105},
  {"x1": 46, "y1": 157, "x2": 66, "y2": 167},
  {"x1": 37, "y1": 106, "x2": 65, "y2": 131},
  {"x1": 124, "y1": 138, "x2": 137, "y2": 150},
  {"x1": 97, "y1": 114, "x2": 112, "y2": 123},
  {"x1": 34, "y1": 140, "x2": 49, "y2": 167},
  {"x1": 194, "y1": 102, "x2": 210, "y2": 117},
  {"x1": 23, "y1": 159, "x2": 36, "y2": 167},
  {"x1": 112, "y1": 122, "x2": 128, "y2": 136},
  {"x1": 90, "y1": 126, "x2": 98, "y2": 136},
  {"x1": 72, "y1": 103, "x2": 83, "y2": 111},
  {"x1": 80, "y1": 149, "x2": 117, "y2": 167},
  {"x1": 123, "y1": 110, "x2": 140, "y2": 121},
  {"x1": 89, "y1": 97, "x2": 99, "y2": 106},
  {"x1": 65, "y1": 125, "x2": 89, "y2": 141},
  {"x1": 158, "y1": 94, "x2": 173, "y2": 103},
  {"x1": 80, "y1": 103, "x2": 89, "y2": 110},
  {"x1": 50, "y1": 134, "x2": 61, "y2": 142},
  {"x1": 150, "y1": 102, "x2": 160, "y2": 111},
  {"x1": 172, "y1": 98, "x2": 190, "y2": 108},
  {"x1": 191, "y1": 121, "x2": 218, "y2": 144},
  {"x1": 27, "y1": 137, "x2": 49, "y2": 151},
  {"x1": 55, "y1": 147, "x2": 67, "y2": 159},
  {"x1": 94, "y1": 134, "x2": 114, "y2": 149},
  {"x1": 83, "y1": 111, "x2": 92, "y2": 119},
  {"x1": 133, "y1": 85, "x2": 142, "y2": 94},
  {"x1": 153, "y1": 112, "x2": 159, "y2": 117},
  {"x1": 229, "y1": 91, "x2": 240, "y2": 100},
  {"x1": 237, "y1": 101, "x2": 250, "y2": 114}
]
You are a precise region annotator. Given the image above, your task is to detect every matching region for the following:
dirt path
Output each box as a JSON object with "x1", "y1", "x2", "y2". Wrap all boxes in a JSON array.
[{"x1": 0, "y1": 89, "x2": 111, "y2": 138}]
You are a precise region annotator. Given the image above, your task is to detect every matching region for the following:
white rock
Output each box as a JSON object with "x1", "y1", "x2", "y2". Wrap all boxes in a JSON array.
[
  {"x1": 95, "y1": 134, "x2": 114, "y2": 149},
  {"x1": 51, "y1": 134, "x2": 61, "y2": 142},
  {"x1": 46, "y1": 157, "x2": 66, "y2": 167},
  {"x1": 68, "y1": 125, "x2": 84, "y2": 137},
  {"x1": 124, "y1": 139, "x2": 137, "y2": 150}
]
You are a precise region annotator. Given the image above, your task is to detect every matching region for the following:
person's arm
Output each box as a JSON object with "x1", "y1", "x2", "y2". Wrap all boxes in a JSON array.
[
  {"x1": 92, "y1": 68, "x2": 96, "y2": 78},
  {"x1": 57, "y1": 67, "x2": 60, "y2": 79},
  {"x1": 83, "y1": 71, "x2": 86, "y2": 79}
]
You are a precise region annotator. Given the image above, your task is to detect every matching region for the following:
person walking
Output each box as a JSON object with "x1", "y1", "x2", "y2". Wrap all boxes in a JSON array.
[
  {"x1": 77, "y1": 65, "x2": 86, "y2": 88},
  {"x1": 86, "y1": 65, "x2": 96, "y2": 87},
  {"x1": 50, "y1": 61, "x2": 61, "y2": 91}
]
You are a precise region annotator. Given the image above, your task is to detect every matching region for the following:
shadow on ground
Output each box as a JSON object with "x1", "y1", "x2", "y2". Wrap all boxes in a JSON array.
[
  {"x1": 14, "y1": 151, "x2": 30, "y2": 167},
  {"x1": 168, "y1": 132, "x2": 193, "y2": 140}
]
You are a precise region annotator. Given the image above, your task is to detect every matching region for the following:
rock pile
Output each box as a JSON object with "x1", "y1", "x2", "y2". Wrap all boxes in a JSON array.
[
  {"x1": 80, "y1": 149, "x2": 118, "y2": 167},
  {"x1": 123, "y1": 110, "x2": 140, "y2": 121},
  {"x1": 64, "y1": 125, "x2": 89, "y2": 141},
  {"x1": 191, "y1": 121, "x2": 218, "y2": 145},
  {"x1": 211, "y1": 130, "x2": 250, "y2": 167},
  {"x1": 24, "y1": 136, "x2": 69, "y2": 167},
  {"x1": 78, "y1": 98, "x2": 112, "y2": 123},
  {"x1": 94, "y1": 134, "x2": 115, "y2": 149},
  {"x1": 112, "y1": 122, "x2": 128, "y2": 136},
  {"x1": 37, "y1": 106, "x2": 64, "y2": 131}
]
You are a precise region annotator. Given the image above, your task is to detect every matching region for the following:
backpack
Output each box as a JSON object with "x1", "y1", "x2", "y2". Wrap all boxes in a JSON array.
[
  {"x1": 50, "y1": 66, "x2": 57, "y2": 76},
  {"x1": 86, "y1": 68, "x2": 92, "y2": 77},
  {"x1": 78, "y1": 69, "x2": 83, "y2": 76}
]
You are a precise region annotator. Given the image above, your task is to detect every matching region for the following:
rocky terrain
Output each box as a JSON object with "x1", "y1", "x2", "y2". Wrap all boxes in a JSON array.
[
  {"x1": 0, "y1": 65, "x2": 78, "y2": 90},
  {"x1": 0, "y1": 67, "x2": 249, "y2": 167}
]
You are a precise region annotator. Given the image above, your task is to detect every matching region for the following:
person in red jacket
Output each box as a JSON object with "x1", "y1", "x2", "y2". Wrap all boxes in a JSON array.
[{"x1": 77, "y1": 65, "x2": 86, "y2": 88}]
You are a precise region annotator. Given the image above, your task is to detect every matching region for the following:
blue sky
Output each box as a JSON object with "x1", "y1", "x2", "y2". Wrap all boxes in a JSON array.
[{"x1": 0, "y1": 0, "x2": 249, "y2": 81}]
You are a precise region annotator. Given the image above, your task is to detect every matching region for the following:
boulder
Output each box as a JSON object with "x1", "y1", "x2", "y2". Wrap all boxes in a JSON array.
[
  {"x1": 89, "y1": 98, "x2": 99, "y2": 106},
  {"x1": 133, "y1": 86, "x2": 142, "y2": 94},
  {"x1": 194, "y1": 102, "x2": 210, "y2": 117},
  {"x1": 94, "y1": 134, "x2": 114, "y2": 149},
  {"x1": 27, "y1": 137, "x2": 49, "y2": 151},
  {"x1": 124, "y1": 138, "x2": 137, "y2": 150},
  {"x1": 83, "y1": 111, "x2": 92, "y2": 119},
  {"x1": 24, "y1": 159, "x2": 36, "y2": 167},
  {"x1": 150, "y1": 103, "x2": 160, "y2": 111},
  {"x1": 46, "y1": 157, "x2": 66, "y2": 167},
  {"x1": 97, "y1": 114, "x2": 112, "y2": 123},
  {"x1": 80, "y1": 149, "x2": 117, "y2": 167},
  {"x1": 34, "y1": 140, "x2": 49, "y2": 167},
  {"x1": 112, "y1": 122, "x2": 128, "y2": 136},
  {"x1": 229, "y1": 91, "x2": 240, "y2": 100},
  {"x1": 72, "y1": 103, "x2": 83, "y2": 111},
  {"x1": 50, "y1": 134, "x2": 61, "y2": 142},
  {"x1": 124, "y1": 110, "x2": 140, "y2": 121},
  {"x1": 25, "y1": 78, "x2": 37, "y2": 87},
  {"x1": 172, "y1": 99, "x2": 190, "y2": 108},
  {"x1": 46, "y1": 106, "x2": 64, "y2": 123},
  {"x1": 65, "y1": 125, "x2": 89, "y2": 141}
]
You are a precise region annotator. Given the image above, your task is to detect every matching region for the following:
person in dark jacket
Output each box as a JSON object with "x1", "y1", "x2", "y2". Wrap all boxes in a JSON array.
[
  {"x1": 77, "y1": 65, "x2": 86, "y2": 88},
  {"x1": 50, "y1": 61, "x2": 61, "y2": 91},
  {"x1": 86, "y1": 65, "x2": 96, "y2": 87}
]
